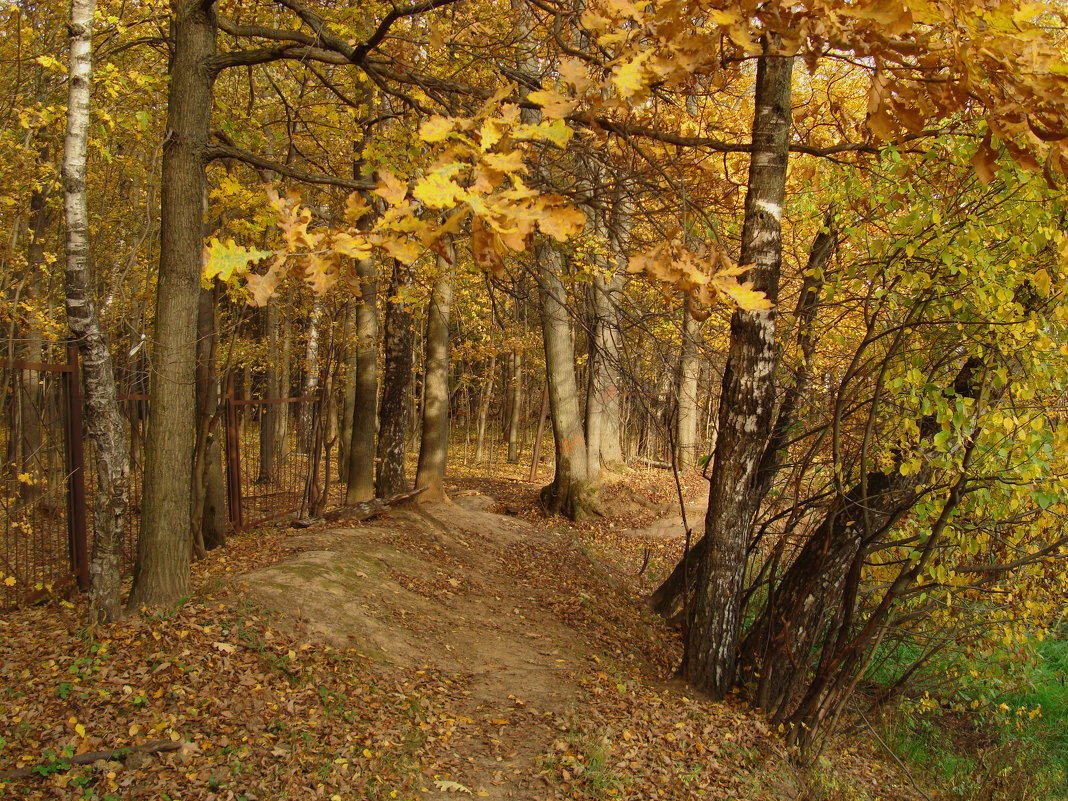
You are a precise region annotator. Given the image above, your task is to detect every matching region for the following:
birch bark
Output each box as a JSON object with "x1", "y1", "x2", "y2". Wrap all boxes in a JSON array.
[{"x1": 62, "y1": 0, "x2": 129, "y2": 621}]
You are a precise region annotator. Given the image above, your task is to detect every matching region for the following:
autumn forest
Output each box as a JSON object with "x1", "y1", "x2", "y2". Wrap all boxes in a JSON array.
[{"x1": 1, "y1": 0, "x2": 1068, "y2": 797}]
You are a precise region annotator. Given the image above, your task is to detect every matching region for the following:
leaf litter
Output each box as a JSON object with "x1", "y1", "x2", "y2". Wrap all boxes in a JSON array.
[{"x1": 0, "y1": 467, "x2": 925, "y2": 800}]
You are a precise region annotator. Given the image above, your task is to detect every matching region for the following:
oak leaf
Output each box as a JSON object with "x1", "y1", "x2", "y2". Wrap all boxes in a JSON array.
[{"x1": 375, "y1": 170, "x2": 408, "y2": 206}]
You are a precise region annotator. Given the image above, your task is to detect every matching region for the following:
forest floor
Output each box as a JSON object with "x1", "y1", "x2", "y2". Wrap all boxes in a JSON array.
[{"x1": 0, "y1": 464, "x2": 928, "y2": 801}]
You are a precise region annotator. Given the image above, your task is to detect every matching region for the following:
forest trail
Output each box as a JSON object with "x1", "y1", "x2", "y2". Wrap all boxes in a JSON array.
[
  {"x1": 238, "y1": 496, "x2": 616, "y2": 799},
  {"x1": 0, "y1": 477, "x2": 928, "y2": 801}
]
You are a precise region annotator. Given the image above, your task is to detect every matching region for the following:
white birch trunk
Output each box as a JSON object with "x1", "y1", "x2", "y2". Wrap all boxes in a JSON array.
[{"x1": 63, "y1": 0, "x2": 129, "y2": 622}]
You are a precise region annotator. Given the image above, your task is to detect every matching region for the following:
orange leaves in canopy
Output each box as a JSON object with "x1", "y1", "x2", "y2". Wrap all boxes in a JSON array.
[
  {"x1": 628, "y1": 238, "x2": 772, "y2": 320},
  {"x1": 579, "y1": 0, "x2": 1068, "y2": 183}
]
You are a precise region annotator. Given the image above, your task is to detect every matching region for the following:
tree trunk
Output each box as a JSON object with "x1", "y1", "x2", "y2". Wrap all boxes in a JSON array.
[
  {"x1": 375, "y1": 259, "x2": 414, "y2": 498},
  {"x1": 586, "y1": 196, "x2": 629, "y2": 469},
  {"x1": 474, "y1": 354, "x2": 496, "y2": 462},
  {"x1": 681, "y1": 46, "x2": 793, "y2": 696},
  {"x1": 738, "y1": 356, "x2": 985, "y2": 723},
  {"x1": 345, "y1": 256, "x2": 379, "y2": 503},
  {"x1": 415, "y1": 246, "x2": 455, "y2": 501},
  {"x1": 128, "y1": 0, "x2": 216, "y2": 610},
  {"x1": 257, "y1": 302, "x2": 279, "y2": 483},
  {"x1": 506, "y1": 348, "x2": 522, "y2": 463},
  {"x1": 675, "y1": 311, "x2": 701, "y2": 470},
  {"x1": 653, "y1": 209, "x2": 836, "y2": 620},
  {"x1": 191, "y1": 286, "x2": 226, "y2": 555},
  {"x1": 338, "y1": 301, "x2": 357, "y2": 485},
  {"x1": 297, "y1": 299, "x2": 323, "y2": 452},
  {"x1": 275, "y1": 315, "x2": 292, "y2": 465},
  {"x1": 63, "y1": 0, "x2": 128, "y2": 622},
  {"x1": 535, "y1": 241, "x2": 597, "y2": 520}
]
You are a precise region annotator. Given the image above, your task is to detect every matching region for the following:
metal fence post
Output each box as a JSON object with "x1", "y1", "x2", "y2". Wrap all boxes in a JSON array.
[
  {"x1": 223, "y1": 372, "x2": 243, "y2": 530},
  {"x1": 64, "y1": 342, "x2": 90, "y2": 591}
]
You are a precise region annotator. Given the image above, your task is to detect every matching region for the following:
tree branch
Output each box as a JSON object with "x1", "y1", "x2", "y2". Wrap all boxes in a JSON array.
[
  {"x1": 204, "y1": 142, "x2": 375, "y2": 190},
  {"x1": 208, "y1": 44, "x2": 347, "y2": 73}
]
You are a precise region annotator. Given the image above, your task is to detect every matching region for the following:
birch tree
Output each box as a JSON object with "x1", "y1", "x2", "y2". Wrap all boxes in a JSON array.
[{"x1": 62, "y1": 0, "x2": 128, "y2": 622}]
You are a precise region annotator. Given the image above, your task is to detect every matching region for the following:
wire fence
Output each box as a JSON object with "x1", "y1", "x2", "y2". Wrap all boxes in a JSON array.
[{"x1": 0, "y1": 344, "x2": 331, "y2": 610}]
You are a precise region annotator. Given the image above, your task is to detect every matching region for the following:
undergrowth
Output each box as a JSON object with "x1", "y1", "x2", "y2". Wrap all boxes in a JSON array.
[{"x1": 874, "y1": 633, "x2": 1068, "y2": 801}]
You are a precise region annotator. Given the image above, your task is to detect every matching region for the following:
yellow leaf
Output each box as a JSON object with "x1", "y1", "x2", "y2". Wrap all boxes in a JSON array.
[
  {"x1": 481, "y1": 151, "x2": 526, "y2": 174},
  {"x1": 75, "y1": 723, "x2": 86, "y2": 738},
  {"x1": 538, "y1": 205, "x2": 586, "y2": 241},
  {"x1": 331, "y1": 232, "x2": 372, "y2": 260},
  {"x1": 471, "y1": 217, "x2": 506, "y2": 278},
  {"x1": 527, "y1": 89, "x2": 577, "y2": 120},
  {"x1": 434, "y1": 779, "x2": 473, "y2": 793},
  {"x1": 514, "y1": 119, "x2": 573, "y2": 148},
  {"x1": 612, "y1": 53, "x2": 650, "y2": 97},
  {"x1": 419, "y1": 115, "x2": 456, "y2": 142},
  {"x1": 3, "y1": 577, "x2": 15, "y2": 587},
  {"x1": 379, "y1": 235, "x2": 422, "y2": 264},
  {"x1": 344, "y1": 192, "x2": 371, "y2": 225},
  {"x1": 375, "y1": 170, "x2": 408, "y2": 206},
  {"x1": 712, "y1": 275, "x2": 773, "y2": 311},
  {"x1": 558, "y1": 57, "x2": 591, "y2": 94},
  {"x1": 413, "y1": 165, "x2": 466, "y2": 209},
  {"x1": 202, "y1": 238, "x2": 271, "y2": 288}
]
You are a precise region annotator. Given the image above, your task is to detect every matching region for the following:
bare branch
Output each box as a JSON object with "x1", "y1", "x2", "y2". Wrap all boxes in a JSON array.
[{"x1": 205, "y1": 142, "x2": 375, "y2": 190}]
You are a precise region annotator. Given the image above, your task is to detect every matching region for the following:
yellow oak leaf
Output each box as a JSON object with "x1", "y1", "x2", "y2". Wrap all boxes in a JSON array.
[
  {"x1": 413, "y1": 165, "x2": 466, "y2": 209},
  {"x1": 378, "y1": 235, "x2": 422, "y2": 264},
  {"x1": 527, "y1": 89, "x2": 577, "y2": 120},
  {"x1": 419, "y1": 115, "x2": 456, "y2": 143},
  {"x1": 481, "y1": 150, "x2": 526, "y2": 173},
  {"x1": 471, "y1": 217, "x2": 506, "y2": 278},
  {"x1": 344, "y1": 192, "x2": 371, "y2": 225},
  {"x1": 558, "y1": 57, "x2": 592, "y2": 95},
  {"x1": 514, "y1": 119, "x2": 573, "y2": 148},
  {"x1": 330, "y1": 232, "x2": 372, "y2": 260},
  {"x1": 612, "y1": 52, "x2": 650, "y2": 98},
  {"x1": 538, "y1": 204, "x2": 586, "y2": 241},
  {"x1": 374, "y1": 170, "x2": 408, "y2": 206},
  {"x1": 712, "y1": 275, "x2": 773, "y2": 311}
]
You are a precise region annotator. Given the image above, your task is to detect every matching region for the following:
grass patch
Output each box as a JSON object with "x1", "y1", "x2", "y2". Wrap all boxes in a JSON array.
[{"x1": 875, "y1": 634, "x2": 1068, "y2": 801}]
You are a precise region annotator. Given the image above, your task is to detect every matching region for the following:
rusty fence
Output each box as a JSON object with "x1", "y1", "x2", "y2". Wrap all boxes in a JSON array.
[
  {"x1": 1, "y1": 345, "x2": 333, "y2": 609},
  {"x1": 223, "y1": 373, "x2": 337, "y2": 530},
  {"x1": 0, "y1": 343, "x2": 88, "y2": 609}
]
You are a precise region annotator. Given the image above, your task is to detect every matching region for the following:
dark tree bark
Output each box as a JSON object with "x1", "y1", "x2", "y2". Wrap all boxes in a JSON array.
[
  {"x1": 345, "y1": 256, "x2": 379, "y2": 502},
  {"x1": 191, "y1": 286, "x2": 226, "y2": 555},
  {"x1": 375, "y1": 259, "x2": 414, "y2": 498},
  {"x1": 415, "y1": 246, "x2": 455, "y2": 501},
  {"x1": 652, "y1": 208, "x2": 836, "y2": 621},
  {"x1": 257, "y1": 301, "x2": 280, "y2": 483},
  {"x1": 738, "y1": 356, "x2": 985, "y2": 724},
  {"x1": 681, "y1": 46, "x2": 793, "y2": 696},
  {"x1": 128, "y1": 0, "x2": 217, "y2": 610},
  {"x1": 474, "y1": 353, "x2": 496, "y2": 463}
]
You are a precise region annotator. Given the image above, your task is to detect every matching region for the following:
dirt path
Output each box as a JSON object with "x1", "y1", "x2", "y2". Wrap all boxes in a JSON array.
[{"x1": 237, "y1": 496, "x2": 605, "y2": 799}]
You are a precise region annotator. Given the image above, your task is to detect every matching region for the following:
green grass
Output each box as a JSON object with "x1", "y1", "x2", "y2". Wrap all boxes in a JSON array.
[
  {"x1": 875, "y1": 634, "x2": 1068, "y2": 801},
  {"x1": 994, "y1": 635, "x2": 1068, "y2": 792}
]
